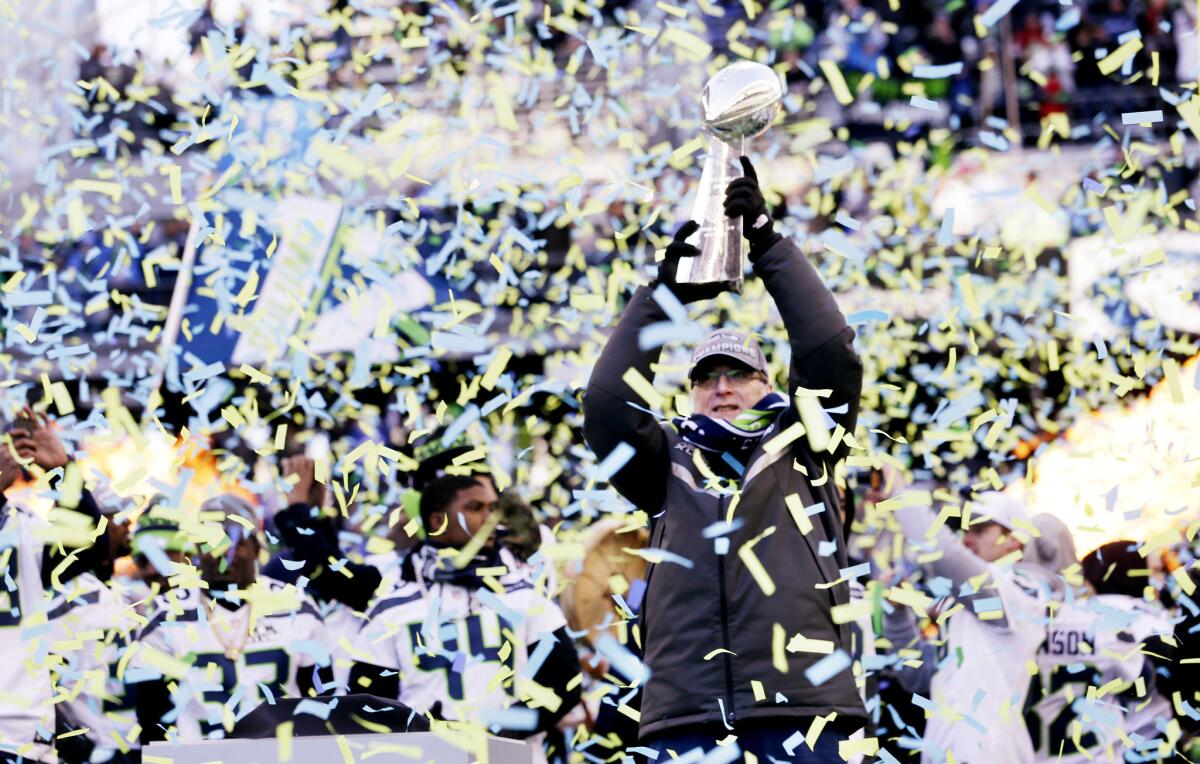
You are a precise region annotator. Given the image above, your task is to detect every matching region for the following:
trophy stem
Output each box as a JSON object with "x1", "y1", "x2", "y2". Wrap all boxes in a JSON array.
[{"x1": 676, "y1": 136, "x2": 745, "y2": 290}]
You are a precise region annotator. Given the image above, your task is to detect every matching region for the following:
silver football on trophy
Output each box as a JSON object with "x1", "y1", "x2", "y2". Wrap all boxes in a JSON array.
[
  {"x1": 701, "y1": 61, "x2": 785, "y2": 144},
  {"x1": 678, "y1": 62, "x2": 784, "y2": 288}
]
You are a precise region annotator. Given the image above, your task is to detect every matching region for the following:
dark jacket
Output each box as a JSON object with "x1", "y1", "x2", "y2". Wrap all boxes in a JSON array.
[{"x1": 582, "y1": 237, "x2": 865, "y2": 740}]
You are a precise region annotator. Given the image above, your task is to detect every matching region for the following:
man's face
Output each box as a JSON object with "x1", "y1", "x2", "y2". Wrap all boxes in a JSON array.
[
  {"x1": 964, "y1": 523, "x2": 1023, "y2": 563},
  {"x1": 433, "y1": 481, "x2": 499, "y2": 548},
  {"x1": 690, "y1": 362, "x2": 772, "y2": 422},
  {"x1": 199, "y1": 533, "x2": 259, "y2": 589}
]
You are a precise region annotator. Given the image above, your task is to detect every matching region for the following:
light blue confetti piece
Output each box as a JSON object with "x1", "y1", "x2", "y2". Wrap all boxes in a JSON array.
[
  {"x1": 294, "y1": 698, "x2": 335, "y2": 720},
  {"x1": 591, "y1": 442, "x2": 635, "y2": 482},
  {"x1": 971, "y1": 596, "x2": 1003, "y2": 614},
  {"x1": 819, "y1": 229, "x2": 867, "y2": 264},
  {"x1": 1122, "y1": 110, "x2": 1163, "y2": 125},
  {"x1": 292, "y1": 640, "x2": 332, "y2": 667},
  {"x1": 834, "y1": 211, "x2": 860, "y2": 231},
  {"x1": 911, "y1": 693, "x2": 935, "y2": 711},
  {"x1": 909, "y1": 96, "x2": 939, "y2": 111},
  {"x1": 699, "y1": 742, "x2": 741, "y2": 764},
  {"x1": 979, "y1": 131, "x2": 1011, "y2": 151},
  {"x1": 522, "y1": 631, "x2": 558, "y2": 678},
  {"x1": 639, "y1": 320, "x2": 705, "y2": 350},
  {"x1": 979, "y1": 0, "x2": 1020, "y2": 29},
  {"x1": 1055, "y1": 7, "x2": 1081, "y2": 31},
  {"x1": 913, "y1": 62, "x2": 964, "y2": 78},
  {"x1": 480, "y1": 706, "x2": 538, "y2": 731},
  {"x1": 839, "y1": 562, "x2": 871, "y2": 579},
  {"x1": 804, "y1": 650, "x2": 851, "y2": 686},
  {"x1": 867, "y1": 748, "x2": 904, "y2": 764},
  {"x1": 627, "y1": 747, "x2": 659, "y2": 760},
  {"x1": 440, "y1": 404, "x2": 480, "y2": 447},
  {"x1": 594, "y1": 632, "x2": 650, "y2": 684},
  {"x1": 257, "y1": 682, "x2": 276, "y2": 705},
  {"x1": 280, "y1": 557, "x2": 307, "y2": 571},
  {"x1": 639, "y1": 548, "x2": 695, "y2": 569},
  {"x1": 846, "y1": 310, "x2": 889, "y2": 326},
  {"x1": 477, "y1": 589, "x2": 526, "y2": 627},
  {"x1": 714, "y1": 537, "x2": 730, "y2": 556},
  {"x1": 782, "y1": 730, "x2": 806, "y2": 756},
  {"x1": 651, "y1": 282, "x2": 688, "y2": 325},
  {"x1": 702, "y1": 519, "x2": 744, "y2": 538},
  {"x1": 431, "y1": 331, "x2": 491, "y2": 354},
  {"x1": 813, "y1": 155, "x2": 854, "y2": 184},
  {"x1": 938, "y1": 208, "x2": 955, "y2": 246},
  {"x1": 1093, "y1": 333, "x2": 1108, "y2": 360},
  {"x1": 818, "y1": 540, "x2": 837, "y2": 557}
]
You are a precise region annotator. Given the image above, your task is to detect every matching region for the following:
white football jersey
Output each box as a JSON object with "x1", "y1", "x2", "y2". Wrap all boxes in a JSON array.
[
  {"x1": 922, "y1": 568, "x2": 1048, "y2": 764},
  {"x1": 130, "y1": 579, "x2": 326, "y2": 741},
  {"x1": 352, "y1": 568, "x2": 567, "y2": 726},
  {"x1": 1029, "y1": 594, "x2": 1175, "y2": 764},
  {"x1": 309, "y1": 597, "x2": 364, "y2": 690},
  {"x1": 0, "y1": 503, "x2": 57, "y2": 763},
  {"x1": 49, "y1": 573, "x2": 144, "y2": 759}
]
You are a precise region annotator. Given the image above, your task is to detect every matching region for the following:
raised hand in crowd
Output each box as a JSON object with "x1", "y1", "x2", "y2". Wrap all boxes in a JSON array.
[
  {"x1": 11, "y1": 407, "x2": 70, "y2": 472},
  {"x1": 282, "y1": 454, "x2": 326, "y2": 509}
]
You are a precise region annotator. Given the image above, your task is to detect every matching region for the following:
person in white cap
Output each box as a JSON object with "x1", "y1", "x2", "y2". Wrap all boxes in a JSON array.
[{"x1": 884, "y1": 488, "x2": 1048, "y2": 764}]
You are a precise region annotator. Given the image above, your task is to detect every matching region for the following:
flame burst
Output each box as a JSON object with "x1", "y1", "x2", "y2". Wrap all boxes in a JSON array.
[{"x1": 1025, "y1": 355, "x2": 1200, "y2": 555}]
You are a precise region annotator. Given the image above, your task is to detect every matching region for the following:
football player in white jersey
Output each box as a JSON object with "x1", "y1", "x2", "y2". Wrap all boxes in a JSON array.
[
  {"x1": 0, "y1": 411, "x2": 124, "y2": 763},
  {"x1": 887, "y1": 490, "x2": 1048, "y2": 764},
  {"x1": 348, "y1": 475, "x2": 581, "y2": 763},
  {"x1": 129, "y1": 494, "x2": 331, "y2": 743},
  {"x1": 48, "y1": 572, "x2": 143, "y2": 763},
  {"x1": 270, "y1": 455, "x2": 388, "y2": 687}
]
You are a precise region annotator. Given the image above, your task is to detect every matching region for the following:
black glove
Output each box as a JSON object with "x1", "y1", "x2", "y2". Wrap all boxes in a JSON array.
[
  {"x1": 653, "y1": 220, "x2": 730, "y2": 304},
  {"x1": 724, "y1": 156, "x2": 782, "y2": 261}
]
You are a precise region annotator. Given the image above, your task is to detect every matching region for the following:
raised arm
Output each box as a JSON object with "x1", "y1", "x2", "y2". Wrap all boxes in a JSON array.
[
  {"x1": 727, "y1": 157, "x2": 862, "y2": 442},
  {"x1": 583, "y1": 222, "x2": 723, "y2": 512},
  {"x1": 893, "y1": 502, "x2": 1011, "y2": 629}
]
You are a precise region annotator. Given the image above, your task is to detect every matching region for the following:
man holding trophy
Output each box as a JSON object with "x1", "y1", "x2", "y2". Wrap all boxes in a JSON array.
[{"x1": 583, "y1": 63, "x2": 865, "y2": 760}]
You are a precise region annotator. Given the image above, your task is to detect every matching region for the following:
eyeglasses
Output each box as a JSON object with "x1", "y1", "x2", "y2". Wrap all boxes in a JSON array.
[{"x1": 692, "y1": 368, "x2": 764, "y2": 389}]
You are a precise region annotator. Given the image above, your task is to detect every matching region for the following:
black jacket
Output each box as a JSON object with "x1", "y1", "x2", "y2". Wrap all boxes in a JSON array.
[{"x1": 582, "y1": 237, "x2": 865, "y2": 739}]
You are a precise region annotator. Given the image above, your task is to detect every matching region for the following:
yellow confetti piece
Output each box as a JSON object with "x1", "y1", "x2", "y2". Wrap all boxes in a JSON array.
[
  {"x1": 784, "y1": 493, "x2": 814, "y2": 535},
  {"x1": 763, "y1": 421, "x2": 805, "y2": 455},
  {"x1": 656, "y1": 1, "x2": 687, "y2": 17},
  {"x1": 1098, "y1": 37, "x2": 1143, "y2": 75},
  {"x1": 805, "y1": 712, "x2": 835, "y2": 751},
  {"x1": 751, "y1": 680, "x2": 766, "y2": 701},
  {"x1": 1173, "y1": 566, "x2": 1196, "y2": 596},
  {"x1": 621, "y1": 367, "x2": 664, "y2": 410},
  {"x1": 738, "y1": 527, "x2": 777, "y2": 596},
  {"x1": 276, "y1": 720, "x2": 293, "y2": 762},
  {"x1": 874, "y1": 490, "x2": 932, "y2": 512},
  {"x1": 70, "y1": 179, "x2": 122, "y2": 202},
  {"x1": 159, "y1": 164, "x2": 183, "y2": 205},
  {"x1": 839, "y1": 737, "x2": 880, "y2": 758},
  {"x1": 786, "y1": 633, "x2": 835, "y2": 655},
  {"x1": 831, "y1": 599, "x2": 873, "y2": 625},
  {"x1": 772, "y1": 623, "x2": 788, "y2": 673},
  {"x1": 957, "y1": 273, "x2": 982, "y2": 320},
  {"x1": 671, "y1": 136, "x2": 705, "y2": 163},
  {"x1": 490, "y1": 78, "x2": 519, "y2": 132},
  {"x1": 660, "y1": 26, "x2": 712, "y2": 60},
  {"x1": 1163, "y1": 358, "x2": 1184, "y2": 403},
  {"x1": 818, "y1": 59, "x2": 854, "y2": 105}
]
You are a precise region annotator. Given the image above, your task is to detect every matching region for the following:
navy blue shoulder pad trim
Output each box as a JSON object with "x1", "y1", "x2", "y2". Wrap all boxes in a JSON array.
[
  {"x1": 47, "y1": 590, "x2": 103, "y2": 620},
  {"x1": 366, "y1": 591, "x2": 423, "y2": 619}
]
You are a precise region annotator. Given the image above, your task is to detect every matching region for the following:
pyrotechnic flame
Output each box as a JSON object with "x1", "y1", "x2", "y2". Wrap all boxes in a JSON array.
[{"x1": 1025, "y1": 355, "x2": 1200, "y2": 555}]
